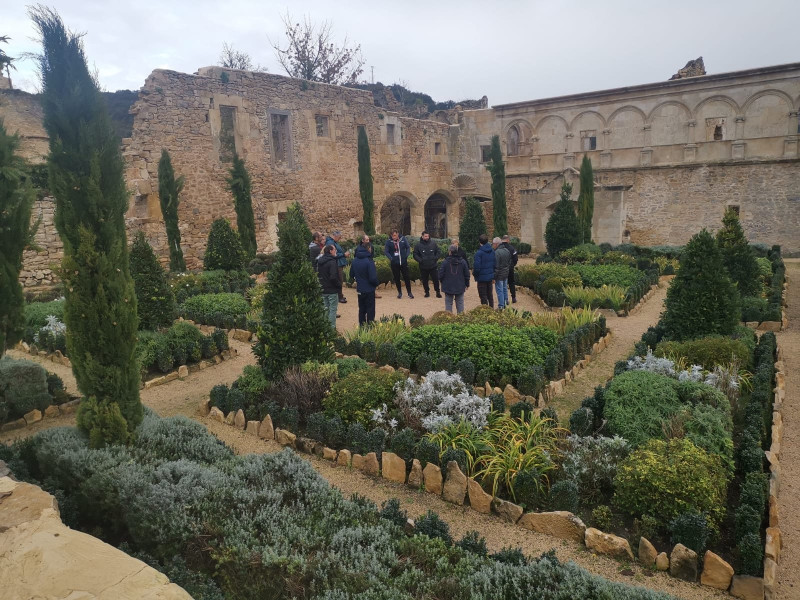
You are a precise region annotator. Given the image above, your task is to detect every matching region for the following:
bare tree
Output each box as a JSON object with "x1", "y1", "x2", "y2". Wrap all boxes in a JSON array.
[
  {"x1": 218, "y1": 42, "x2": 267, "y2": 72},
  {"x1": 270, "y1": 13, "x2": 365, "y2": 85}
]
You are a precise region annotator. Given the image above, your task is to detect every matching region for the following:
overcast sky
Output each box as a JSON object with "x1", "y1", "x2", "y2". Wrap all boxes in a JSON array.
[{"x1": 3, "y1": 1, "x2": 798, "y2": 106}]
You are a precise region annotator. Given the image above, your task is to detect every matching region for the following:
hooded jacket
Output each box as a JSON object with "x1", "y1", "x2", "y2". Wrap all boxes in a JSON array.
[
  {"x1": 384, "y1": 236, "x2": 411, "y2": 266},
  {"x1": 438, "y1": 255, "x2": 470, "y2": 295},
  {"x1": 500, "y1": 241, "x2": 519, "y2": 267},
  {"x1": 350, "y1": 245, "x2": 379, "y2": 293},
  {"x1": 413, "y1": 237, "x2": 440, "y2": 269},
  {"x1": 317, "y1": 253, "x2": 342, "y2": 294},
  {"x1": 494, "y1": 245, "x2": 512, "y2": 281},
  {"x1": 325, "y1": 236, "x2": 348, "y2": 268},
  {"x1": 472, "y1": 243, "x2": 496, "y2": 282}
]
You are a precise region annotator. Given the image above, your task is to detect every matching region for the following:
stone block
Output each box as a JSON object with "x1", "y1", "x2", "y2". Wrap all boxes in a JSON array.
[
  {"x1": 258, "y1": 414, "x2": 274, "y2": 440},
  {"x1": 296, "y1": 437, "x2": 315, "y2": 454},
  {"x1": 163, "y1": 372, "x2": 178, "y2": 383},
  {"x1": 701, "y1": 550, "x2": 734, "y2": 590},
  {"x1": 245, "y1": 421, "x2": 259, "y2": 436},
  {"x1": 275, "y1": 429, "x2": 296, "y2": 448},
  {"x1": 198, "y1": 398, "x2": 211, "y2": 416},
  {"x1": 442, "y1": 461, "x2": 467, "y2": 505},
  {"x1": 503, "y1": 384, "x2": 522, "y2": 406},
  {"x1": 337, "y1": 449, "x2": 352, "y2": 467},
  {"x1": 381, "y1": 452, "x2": 407, "y2": 484},
  {"x1": 408, "y1": 459, "x2": 423, "y2": 488},
  {"x1": 58, "y1": 399, "x2": 81, "y2": 414},
  {"x1": 232, "y1": 328, "x2": 252, "y2": 342},
  {"x1": 351, "y1": 453, "x2": 365, "y2": 470},
  {"x1": 655, "y1": 552, "x2": 669, "y2": 571},
  {"x1": 669, "y1": 543, "x2": 697, "y2": 581},
  {"x1": 730, "y1": 575, "x2": 764, "y2": 600},
  {"x1": 363, "y1": 452, "x2": 380, "y2": 476},
  {"x1": 0, "y1": 418, "x2": 26, "y2": 432},
  {"x1": 322, "y1": 447, "x2": 337, "y2": 461},
  {"x1": 765, "y1": 527, "x2": 781, "y2": 563},
  {"x1": 757, "y1": 321, "x2": 781, "y2": 332},
  {"x1": 378, "y1": 364, "x2": 395, "y2": 373},
  {"x1": 144, "y1": 376, "x2": 165, "y2": 389},
  {"x1": 24, "y1": 409, "x2": 42, "y2": 425},
  {"x1": 585, "y1": 528, "x2": 634, "y2": 560},
  {"x1": 763, "y1": 557, "x2": 777, "y2": 600},
  {"x1": 208, "y1": 407, "x2": 224, "y2": 422},
  {"x1": 518, "y1": 511, "x2": 586, "y2": 544},
  {"x1": 234, "y1": 409, "x2": 246, "y2": 429},
  {"x1": 44, "y1": 404, "x2": 60, "y2": 418},
  {"x1": 638, "y1": 537, "x2": 657, "y2": 566},
  {"x1": 467, "y1": 478, "x2": 492, "y2": 514},
  {"x1": 422, "y1": 463, "x2": 442, "y2": 495},
  {"x1": 492, "y1": 498, "x2": 522, "y2": 523},
  {"x1": 178, "y1": 365, "x2": 189, "y2": 379},
  {"x1": 769, "y1": 495, "x2": 779, "y2": 527}
]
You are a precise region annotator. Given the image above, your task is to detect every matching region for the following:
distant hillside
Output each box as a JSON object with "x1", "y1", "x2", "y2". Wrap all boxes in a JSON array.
[{"x1": 102, "y1": 89, "x2": 138, "y2": 139}]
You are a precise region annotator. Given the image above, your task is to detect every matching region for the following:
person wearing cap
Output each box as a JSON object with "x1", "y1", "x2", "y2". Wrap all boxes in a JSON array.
[
  {"x1": 500, "y1": 234, "x2": 519, "y2": 304},
  {"x1": 383, "y1": 229, "x2": 414, "y2": 299},
  {"x1": 325, "y1": 231, "x2": 350, "y2": 303},
  {"x1": 492, "y1": 236, "x2": 512, "y2": 310},
  {"x1": 438, "y1": 244, "x2": 470, "y2": 314},
  {"x1": 412, "y1": 230, "x2": 441, "y2": 298},
  {"x1": 472, "y1": 233, "x2": 495, "y2": 308}
]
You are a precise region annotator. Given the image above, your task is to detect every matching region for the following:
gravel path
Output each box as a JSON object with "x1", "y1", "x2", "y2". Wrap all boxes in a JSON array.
[{"x1": 775, "y1": 259, "x2": 799, "y2": 599}]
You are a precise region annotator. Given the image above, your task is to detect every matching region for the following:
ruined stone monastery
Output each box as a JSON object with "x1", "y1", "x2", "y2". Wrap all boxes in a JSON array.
[{"x1": 2, "y1": 59, "x2": 799, "y2": 285}]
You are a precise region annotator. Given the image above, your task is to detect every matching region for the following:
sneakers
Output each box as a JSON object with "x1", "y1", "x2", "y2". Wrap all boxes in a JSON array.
[
  {"x1": 339, "y1": 297, "x2": 347, "y2": 304},
  {"x1": 408, "y1": 292, "x2": 415, "y2": 299},
  {"x1": 512, "y1": 298, "x2": 517, "y2": 304}
]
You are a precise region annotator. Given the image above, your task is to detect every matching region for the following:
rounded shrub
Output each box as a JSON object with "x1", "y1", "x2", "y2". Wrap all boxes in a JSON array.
[
  {"x1": 569, "y1": 407, "x2": 594, "y2": 437},
  {"x1": 377, "y1": 342, "x2": 397, "y2": 367},
  {"x1": 454, "y1": 358, "x2": 475, "y2": 385},
  {"x1": 670, "y1": 512, "x2": 709, "y2": 556},
  {"x1": 517, "y1": 364, "x2": 546, "y2": 398},
  {"x1": 415, "y1": 510, "x2": 452, "y2": 546},
  {"x1": 415, "y1": 352, "x2": 433, "y2": 375},
  {"x1": 548, "y1": 480, "x2": 579, "y2": 513},
  {"x1": 323, "y1": 368, "x2": 405, "y2": 426},
  {"x1": 203, "y1": 218, "x2": 246, "y2": 271},
  {"x1": 738, "y1": 532, "x2": 764, "y2": 576},
  {"x1": 509, "y1": 401, "x2": 535, "y2": 422}
]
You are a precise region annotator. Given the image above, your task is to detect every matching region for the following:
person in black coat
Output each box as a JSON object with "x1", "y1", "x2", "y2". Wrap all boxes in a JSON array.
[
  {"x1": 317, "y1": 245, "x2": 341, "y2": 329},
  {"x1": 413, "y1": 230, "x2": 441, "y2": 298},
  {"x1": 500, "y1": 235, "x2": 519, "y2": 303},
  {"x1": 438, "y1": 244, "x2": 471, "y2": 314},
  {"x1": 350, "y1": 244, "x2": 379, "y2": 325},
  {"x1": 383, "y1": 229, "x2": 413, "y2": 299}
]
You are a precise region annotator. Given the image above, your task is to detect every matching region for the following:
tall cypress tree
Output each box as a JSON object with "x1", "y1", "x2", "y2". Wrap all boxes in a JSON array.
[
  {"x1": 31, "y1": 7, "x2": 141, "y2": 445},
  {"x1": 716, "y1": 208, "x2": 761, "y2": 298},
  {"x1": 158, "y1": 149, "x2": 186, "y2": 271},
  {"x1": 577, "y1": 155, "x2": 594, "y2": 244},
  {"x1": 458, "y1": 196, "x2": 488, "y2": 258},
  {"x1": 227, "y1": 153, "x2": 257, "y2": 260},
  {"x1": 358, "y1": 127, "x2": 375, "y2": 235},
  {"x1": 0, "y1": 120, "x2": 35, "y2": 356},
  {"x1": 544, "y1": 182, "x2": 581, "y2": 257},
  {"x1": 254, "y1": 202, "x2": 334, "y2": 380},
  {"x1": 486, "y1": 135, "x2": 507, "y2": 237}
]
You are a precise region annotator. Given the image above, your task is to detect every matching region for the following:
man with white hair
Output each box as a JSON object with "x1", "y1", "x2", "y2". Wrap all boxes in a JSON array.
[{"x1": 492, "y1": 236, "x2": 511, "y2": 310}]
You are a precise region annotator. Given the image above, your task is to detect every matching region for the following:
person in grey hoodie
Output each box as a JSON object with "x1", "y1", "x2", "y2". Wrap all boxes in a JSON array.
[
  {"x1": 438, "y1": 245, "x2": 470, "y2": 314},
  {"x1": 492, "y1": 236, "x2": 512, "y2": 310}
]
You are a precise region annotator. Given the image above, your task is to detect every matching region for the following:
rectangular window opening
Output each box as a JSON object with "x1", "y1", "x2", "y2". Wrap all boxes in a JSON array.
[
  {"x1": 386, "y1": 123, "x2": 396, "y2": 145},
  {"x1": 315, "y1": 115, "x2": 329, "y2": 137},
  {"x1": 271, "y1": 112, "x2": 291, "y2": 165},
  {"x1": 580, "y1": 130, "x2": 597, "y2": 151},
  {"x1": 480, "y1": 145, "x2": 491, "y2": 163},
  {"x1": 434, "y1": 142, "x2": 442, "y2": 155},
  {"x1": 219, "y1": 105, "x2": 236, "y2": 162}
]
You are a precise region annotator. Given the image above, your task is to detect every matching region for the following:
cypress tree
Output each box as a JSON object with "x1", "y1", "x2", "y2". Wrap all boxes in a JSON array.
[
  {"x1": 458, "y1": 196, "x2": 488, "y2": 258},
  {"x1": 544, "y1": 182, "x2": 581, "y2": 257},
  {"x1": 204, "y1": 218, "x2": 246, "y2": 271},
  {"x1": 129, "y1": 231, "x2": 175, "y2": 330},
  {"x1": 662, "y1": 229, "x2": 741, "y2": 341},
  {"x1": 577, "y1": 155, "x2": 594, "y2": 244},
  {"x1": 254, "y1": 202, "x2": 334, "y2": 380},
  {"x1": 0, "y1": 120, "x2": 35, "y2": 356},
  {"x1": 226, "y1": 153, "x2": 257, "y2": 260},
  {"x1": 158, "y1": 149, "x2": 186, "y2": 271},
  {"x1": 357, "y1": 127, "x2": 375, "y2": 235},
  {"x1": 486, "y1": 135, "x2": 507, "y2": 237},
  {"x1": 716, "y1": 208, "x2": 761, "y2": 298},
  {"x1": 31, "y1": 7, "x2": 141, "y2": 444}
]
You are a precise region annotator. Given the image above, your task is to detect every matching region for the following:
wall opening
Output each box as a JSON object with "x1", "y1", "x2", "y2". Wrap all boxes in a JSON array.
[
  {"x1": 219, "y1": 105, "x2": 236, "y2": 162},
  {"x1": 480, "y1": 145, "x2": 491, "y2": 162},
  {"x1": 270, "y1": 112, "x2": 291, "y2": 165},
  {"x1": 507, "y1": 125, "x2": 520, "y2": 156},
  {"x1": 386, "y1": 123, "x2": 396, "y2": 145},
  {"x1": 714, "y1": 125, "x2": 723, "y2": 141},
  {"x1": 315, "y1": 115, "x2": 329, "y2": 137},
  {"x1": 381, "y1": 194, "x2": 411, "y2": 235},
  {"x1": 424, "y1": 194, "x2": 448, "y2": 238}
]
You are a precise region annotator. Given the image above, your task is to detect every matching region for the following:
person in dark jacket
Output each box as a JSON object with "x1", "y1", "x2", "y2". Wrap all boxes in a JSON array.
[
  {"x1": 500, "y1": 235, "x2": 519, "y2": 303},
  {"x1": 412, "y1": 230, "x2": 441, "y2": 298},
  {"x1": 449, "y1": 237, "x2": 469, "y2": 263},
  {"x1": 309, "y1": 232, "x2": 324, "y2": 270},
  {"x1": 359, "y1": 234, "x2": 381, "y2": 298},
  {"x1": 325, "y1": 231, "x2": 350, "y2": 303},
  {"x1": 317, "y1": 245, "x2": 341, "y2": 329},
  {"x1": 384, "y1": 229, "x2": 414, "y2": 299},
  {"x1": 492, "y1": 237, "x2": 512, "y2": 310},
  {"x1": 472, "y1": 234, "x2": 495, "y2": 308},
  {"x1": 438, "y1": 245, "x2": 470, "y2": 314},
  {"x1": 351, "y1": 244, "x2": 379, "y2": 325}
]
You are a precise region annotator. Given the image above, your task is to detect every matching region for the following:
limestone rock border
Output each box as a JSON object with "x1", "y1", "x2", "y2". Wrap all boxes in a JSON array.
[{"x1": 0, "y1": 398, "x2": 82, "y2": 432}]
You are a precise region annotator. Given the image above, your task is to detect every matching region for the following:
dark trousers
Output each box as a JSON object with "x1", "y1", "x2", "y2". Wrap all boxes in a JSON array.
[
  {"x1": 477, "y1": 280, "x2": 494, "y2": 308},
  {"x1": 357, "y1": 291, "x2": 376, "y2": 325},
  {"x1": 337, "y1": 266, "x2": 346, "y2": 300},
  {"x1": 420, "y1": 266, "x2": 440, "y2": 295},
  {"x1": 508, "y1": 267, "x2": 516, "y2": 301},
  {"x1": 391, "y1": 262, "x2": 412, "y2": 294}
]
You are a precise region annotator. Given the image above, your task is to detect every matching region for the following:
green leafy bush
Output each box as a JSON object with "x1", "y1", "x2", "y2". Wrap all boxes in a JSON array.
[
  {"x1": 129, "y1": 231, "x2": 175, "y2": 330},
  {"x1": 613, "y1": 438, "x2": 728, "y2": 528},
  {"x1": 548, "y1": 480, "x2": 579, "y2": 513},
  {"x1": 203, "y1": 218, "x2": 246, "y2": 271},
  {"x1": 685, "y1": 404, "x2": 734, "y2": 475},
  {"x1": 592, "y1": 505, "x2": 613, "y2": 531},
  {"x1": 544, "y1": 182, "x2": 581, "y2": 257},
  {"x1": 389, "y1": 428, "x2": 418, "y2": 461},
  {"x1": 135, "y1": 322, "x2": 215, "y2": 375},
  {"x1": 396, "y1": 323, "x2": 559, "y2": 384},
  {"x1": 324, "y1": 368, "x2": 405, "y2": 425},
  {"x1": 570, "y1": 264, "x2": 641, "y2": 288},
  {"x1": 169, "y1": 270, "x2": 252, "y2": 304},
  {"x1": 378, "y1": 498, "x2": 408, "y2": 528},
  {"x1": 562, "y1": 435, "x2": 630, "y2": 505},
  {"x1": 415, "y1": 510, "x2": 453, "y2": 546},
  {"x1": 717, "y1": 208, "x2": 762, "y2": 298},
  {"x1": 0, "y1": 357, "x2": 52, "y2": 422},
  {"x1": 655, "y1": 336, "x2": 751, "y2": 370},
  {"x1": 517, "y1": 365, "x2": 546, "y2": 397},
  {"x1": 670, "y1": 512, "x2": 709, "y2": 556},
  {"x1": 457, "y1": 530, "x2": 489, "y2": 557},
  {"x1": 335, "y1": 356, "x2": 368, "y2": 379},
  {"x1": 515, "y1": 263, "x2": 582, "y2": 290},
  {"x1": 738, "y1": 532, "x2": 764, "y2": 576},
  {"x1": 179, "y1": 293, "x2": 249, "y2": 329}
]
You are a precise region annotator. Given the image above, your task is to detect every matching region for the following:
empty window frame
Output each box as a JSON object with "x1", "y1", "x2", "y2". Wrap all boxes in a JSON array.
[
  {"x1": 386, "y1": 123, "x2": 396, "y2": 145},
  {"x1": 581, "y1": 130, "x2": 597, "y2": 151},
  {"x1": 507, "y1": 125, "x2": 520, "y2": 156},
  {"x1": 219, "y1": 105, "x2": 236, "y2": 162},
  {"x1": 315, "y1": 115, "x2": 329, "y2": 137},
  {"x1": 480, "y1": 145, "x2": 491, "y2": 163},
  {"x1": 705, "y1": 117, "x2": 726, "y2": 141},
  {"x1": 434, "y1": 142, "x2": 442, "y2": 155},
  {"x1": 270, "y1": 112, "x2": 291, "y2": 165}
]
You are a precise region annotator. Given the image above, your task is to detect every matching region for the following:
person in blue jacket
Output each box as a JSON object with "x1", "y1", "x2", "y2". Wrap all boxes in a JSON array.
[
  {"x1": 351, "y1": 239, "x2": 379, "y2": 325},
  {"x1": 472, "y1": 233, "x2": 495, "y2": 308},
  {"x1": 325, "y1": 231, "x2": 350, "y2": 303},
  {"x1": 383, "y1": 229, "x2": 414, "y2": 299}
]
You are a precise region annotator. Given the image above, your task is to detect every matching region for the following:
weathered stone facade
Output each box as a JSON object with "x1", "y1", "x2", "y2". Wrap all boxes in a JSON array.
[{"x1": 4, "y1": 60, "x2": 800, "y2": 286}]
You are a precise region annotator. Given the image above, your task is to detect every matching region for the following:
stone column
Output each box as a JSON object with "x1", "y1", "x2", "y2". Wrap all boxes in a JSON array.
[
  {"x1": 785, "y1": 111, "x2": 799, "y2": 157},
  {"x1": 564, "y1": 132, "x2": 575, "y2": 169},
  {"x1": 683, "y1": 120, "x2": 698, "y2": 162},
  {"x1": 600, "y1": 129, "x2": 612, "y2": 168},
  {"x1": 732, "y1": 116, "x2": 746, "y2": 159}
]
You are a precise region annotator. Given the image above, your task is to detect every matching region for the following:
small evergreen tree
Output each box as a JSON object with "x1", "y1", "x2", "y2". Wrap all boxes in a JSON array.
[
  {"x1": 129, "y1": 231, "x2": 175, "y2": 330},
  {"x1": 544, "y1": 182, "x2": 581, "y2": 257},
  {"x1": 226, "y1": 153, "x2": 257, "y2": 260},
  {"x1": 158, "y1": 149, "x2": 186, "y2": 271},
  {"x1": 204, "y1": 218, "x2": 246, "y2": 271},
  {"x1": 662, "y1": 229, "x2": 741, "y2": 341},
  {"x1": 486, "y1": 135, "x2": 507, "y2": 237},
  {"x1": 0, "y1": 120, "x2": 35, "y2": 356},
  {"x1": 577, "y1": 155, "x2": 594, "y2": 244},
  {"x1": 32, "y1": 7, "x2": 141, "y2": 444},
  {"x1": 717, "y1": 208, "x2": 761, "y2": 297},
  {"x1": 357, "y1": 126, "x2": 375, "y2": 235},
  {"x1": 458, "y1": 196, "x2": 488, "y2": 258},
  {"x1": 254, "y1": 202, "x2": 334, "y2": 380}
]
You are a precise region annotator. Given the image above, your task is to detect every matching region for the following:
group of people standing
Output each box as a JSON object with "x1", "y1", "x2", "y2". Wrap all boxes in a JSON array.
[{"x1": 310, "y1": 228, "x2": 519, "y2": 329}]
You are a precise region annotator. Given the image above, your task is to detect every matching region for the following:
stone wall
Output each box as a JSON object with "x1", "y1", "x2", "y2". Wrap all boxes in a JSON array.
[
  {"x1": 19, "y1": 197, "x2": 63, "y2": 289},
  {"x1": 0, "y1": 89, "x2": 48, "y2": 163}
]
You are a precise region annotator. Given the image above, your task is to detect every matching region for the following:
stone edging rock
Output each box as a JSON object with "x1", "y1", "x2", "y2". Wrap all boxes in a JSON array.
[
  {"x1": 0, "y1": 398, "x2": 82, "y2": 433},
  {"x1": 142, "y1": 347, "x2": 239, "y2": 390}
]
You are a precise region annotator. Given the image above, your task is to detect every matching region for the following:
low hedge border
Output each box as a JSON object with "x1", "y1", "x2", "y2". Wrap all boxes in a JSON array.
[
  {"x1": 143, "y1": 346, "x2": 240, "y2": 390},
  {"x1": 0, "y1": 397, "x2": 81, "y2": 432}
]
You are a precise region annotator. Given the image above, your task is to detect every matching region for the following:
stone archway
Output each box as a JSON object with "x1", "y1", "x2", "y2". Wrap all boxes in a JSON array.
[
  {"x1": 424, "y1": 193, "x2": 449, "y2": 238},
  {"x1": 381, "y1": 194, "x2": 412, "y2": 235}
]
